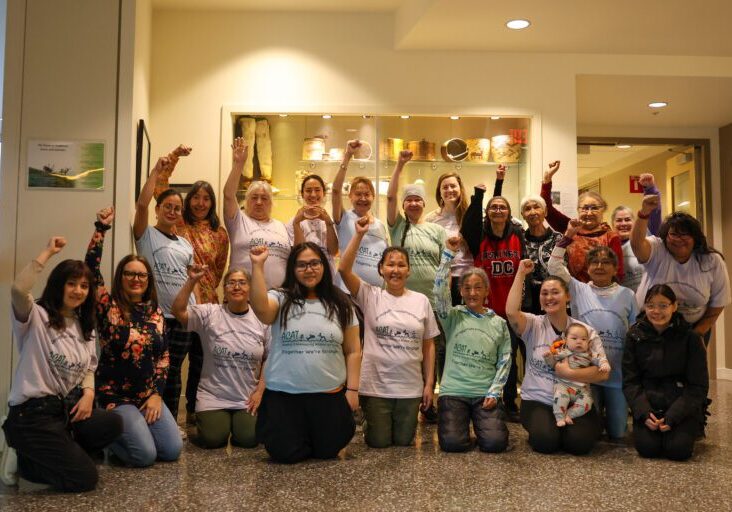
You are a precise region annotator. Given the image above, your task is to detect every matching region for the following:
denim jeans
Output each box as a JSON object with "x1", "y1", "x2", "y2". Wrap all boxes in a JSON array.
[
  {"x1": 108, "y1": 403, "x2": 182, "y2": 467},
  {"x1": 437, "y1": 395, "x2": 508, "y2": 453},
  {"x1": 591, "y1": 385, "x2": 628, "y2": 440}
]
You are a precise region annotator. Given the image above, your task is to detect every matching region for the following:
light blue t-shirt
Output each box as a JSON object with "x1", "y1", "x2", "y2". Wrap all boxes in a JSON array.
[
  {"x1": 568, "y1": 280, "x2": 638, "y2": 388},
  {"x1": 265, "y1": 290, "x2": 357, "y2": 393},
  {"x1": 135, "y1": 226, "x2": 195, "y2": 317},
  {"x1": 335, "y1": 209, "x2": 389, "y2": 291}
]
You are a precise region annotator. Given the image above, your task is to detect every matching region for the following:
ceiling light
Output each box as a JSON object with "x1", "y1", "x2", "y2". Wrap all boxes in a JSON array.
[
  {"x1": 648, "y1": 102, "x2": 668, "y2": 108},
  {"x1": 616, "y1": 144, "x2": 632, "y2": 149},
  {"x1": 322, "y1": 114, "x2": 332, "y2": 119},
  {"x1": 506, "y1": 19, "x2": 530, "y2": 30},
  {"x1": 490, "y1": 116, "x2": 501, "y2": 120},
  {"x1": 450, "y1": 116, "x2": 460, "y2": 120},
  {"x1": 401, "y1": 115, "x2": 410, "y2": 119},
  {"x1": 278, "y1": 114, "x2": 288, "y2": 117},
  {"x1": 362, "y1": 115, "x2": 371, "y2": 119}
]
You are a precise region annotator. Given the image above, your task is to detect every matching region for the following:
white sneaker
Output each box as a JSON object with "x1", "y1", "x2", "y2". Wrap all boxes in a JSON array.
[{"x1": 18, "y1": 477, "x2": 52, "y2": 492}]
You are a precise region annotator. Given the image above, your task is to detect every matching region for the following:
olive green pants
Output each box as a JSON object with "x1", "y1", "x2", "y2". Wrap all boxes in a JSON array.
[
  {"x1": 360, "y1": 396, "x2": 422, "y2": 448},
  {"x1": 195, "y1": 409, "x2": 257, "y2": 449}
]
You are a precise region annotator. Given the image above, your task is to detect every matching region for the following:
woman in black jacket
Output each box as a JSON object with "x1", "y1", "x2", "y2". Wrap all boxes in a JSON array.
[{"x1": 623, "y1": 284, "x2": 709, "y2": 461}]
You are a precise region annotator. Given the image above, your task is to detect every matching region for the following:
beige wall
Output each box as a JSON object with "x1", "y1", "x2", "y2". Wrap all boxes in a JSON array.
[
  {"x1": 581, "y1": 152, "x2": 670, "y2": 222},
  {"x1": 720, "y1": 122, "x2": 732, "y2": 377}
]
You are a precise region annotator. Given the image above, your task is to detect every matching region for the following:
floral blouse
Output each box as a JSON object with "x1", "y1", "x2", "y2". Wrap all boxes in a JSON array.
[
  {"x1": 155, "y1": 156, "x2": 230, "y2": 304},
  {"x1": 86, "y1": 223, "x2": 169, "y2": 407}
]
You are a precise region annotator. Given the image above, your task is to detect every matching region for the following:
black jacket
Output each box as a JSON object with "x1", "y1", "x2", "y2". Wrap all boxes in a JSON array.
[{"x1": 622, "y1": 312, "x2": 708, "y2": 427}]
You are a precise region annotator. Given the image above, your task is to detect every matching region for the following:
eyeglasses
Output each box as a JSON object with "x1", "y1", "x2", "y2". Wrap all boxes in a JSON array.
[
  {"x1": 667, "y1": 231, "x2": 692, "y2": 240},
  {"x1": 578, "y1": 205, "x2": 602, "y2": 212},
  {"x1": 589, "y1": 259, "x2": 615, "y2": 267},
  {"x1": 295, "y1": 260, "x2": 323, "y2": 271},
  {"x1": 645, "y1": 302, "x2": 672, "y2": 311},
  {"x1": 122, "y1": 271, "x2": 149, "y2": 281},
  {"x1": 488, "y1": 205, "x2": 509, "y2": 212},
  {"x1": 461, "y1": 286, "x2": 486, "y2": 293},
  {"x1": 160, "y1": 203, "x2": 182, "y2": 214},
  {"x1": 225, "y1": 280, "x2": 248, "y2": 289}
]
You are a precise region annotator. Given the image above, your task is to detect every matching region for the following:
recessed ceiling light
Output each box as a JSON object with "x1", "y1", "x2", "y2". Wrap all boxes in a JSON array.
[
  {"x1": 362, "y1": 115, "x2": 371, "y2": 119},
  {"x1": 490, "y1": 116, "x2": 501, "y2": 120},
  {"x1": 506, "y1": 19, "x2": 530, "y2": 30},
  {"x1": 401, "y1": 115, "x2": 410, "y2": 119},
  {"x1": 616, "y1": 144, "x2": 632, "y2": 149},
  {"x1": 322, "y1": 114, "x2": 332, "y2": 119},
  {"x1": 648, "y1": 101, "x2": 668, "y2": 108},
  {"x1": 278, "y1": 114, "x2": 288, "y2": 117},
  {"x1": 450, "y1": 116, "x2": 460, "y2": 120}
]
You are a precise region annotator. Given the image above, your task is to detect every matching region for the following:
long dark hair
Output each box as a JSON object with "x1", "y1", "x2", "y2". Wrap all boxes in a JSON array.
[
  {"x1": 111, "y1": 255, "x2": 159, "y2": 320},
  {"x1": 644, "y1": 283, "x2": 677, "y2": 304},
  {"x1": 300, "y1": 174, "x2": 326, "y2": 196},
  {"x1": 279, "y1": 242, "x2": 353, "y2": 331},
  {"x1": 183, "y1": 181, "x2": 221, "y2": 230},
  {"x1": 659, "y1": 212, "x2": 723, "y2": 265},
  {"x1": 38, "y1": 259, "x2": 96, "y2": 341}
]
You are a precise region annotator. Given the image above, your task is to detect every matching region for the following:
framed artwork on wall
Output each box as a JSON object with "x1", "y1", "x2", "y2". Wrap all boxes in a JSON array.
[
  {"x1": 135, "y1": 119, "x2": 151, "y2": 200},
  {"x1": 27, "y1": 139, "x2": 105, "y2": 190}
]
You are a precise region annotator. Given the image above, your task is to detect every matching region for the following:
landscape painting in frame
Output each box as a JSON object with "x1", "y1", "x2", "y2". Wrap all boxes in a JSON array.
[{"x1": 27, "y1": 140, "x2": 105, "y2": 190}]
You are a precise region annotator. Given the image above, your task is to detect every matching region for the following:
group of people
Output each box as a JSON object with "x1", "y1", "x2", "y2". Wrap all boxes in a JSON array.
[{"x1": 3, "y1": 138, "x2": 729, "y2": 492}]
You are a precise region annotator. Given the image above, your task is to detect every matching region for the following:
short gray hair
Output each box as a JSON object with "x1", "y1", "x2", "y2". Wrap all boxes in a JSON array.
[
  {"x1": 458, "y1": 267, "x2": 490, "y2": 289},
  {"x1": 244, "y1": 180, "x2": 273, "y2": 200},
  {"x1": 519, "y1": 195, "x2": 547, "y2": 216}
]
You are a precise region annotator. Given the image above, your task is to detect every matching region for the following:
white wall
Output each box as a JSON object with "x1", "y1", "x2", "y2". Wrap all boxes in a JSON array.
[{"x1": 0, "y1": 0, "x2": 147, "y2": 410}]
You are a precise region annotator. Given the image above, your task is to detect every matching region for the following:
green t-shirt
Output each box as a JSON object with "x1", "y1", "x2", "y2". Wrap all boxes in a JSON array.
[
  {"x1": 389, "y1": 214, "x2": 446, "y2": 307},
  {"x1": 438, "y1": 306, "x2": 512, "y2": 399}
]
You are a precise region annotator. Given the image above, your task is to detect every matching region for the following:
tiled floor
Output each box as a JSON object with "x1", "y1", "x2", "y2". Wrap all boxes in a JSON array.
[{"x1": 2, "y1": 380, "x2": 731, "y2": 512}]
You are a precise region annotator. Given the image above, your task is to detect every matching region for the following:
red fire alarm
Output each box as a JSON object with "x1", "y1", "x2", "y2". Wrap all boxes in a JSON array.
[{"x1": 629, "y1": 176, "x2": 643, "y2": 193}]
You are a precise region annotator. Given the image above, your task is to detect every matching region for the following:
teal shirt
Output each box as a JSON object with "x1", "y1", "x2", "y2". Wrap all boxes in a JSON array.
[
  {"x1": 434, "y1": 250, "x2": 512, "y2": 399},
  {"x1": 390, "y1": 213, "x2": 447, "y2": 307}
]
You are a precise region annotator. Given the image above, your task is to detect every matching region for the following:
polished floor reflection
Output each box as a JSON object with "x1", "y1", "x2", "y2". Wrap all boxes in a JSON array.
[{"x1": 2, "y1": 380, "x2": 731, "y2": 512}]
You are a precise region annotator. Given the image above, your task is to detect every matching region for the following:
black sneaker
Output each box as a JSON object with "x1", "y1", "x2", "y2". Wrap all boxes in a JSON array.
[{"x1": 504, "y1": 406, "x2": 520, "y2": 423}]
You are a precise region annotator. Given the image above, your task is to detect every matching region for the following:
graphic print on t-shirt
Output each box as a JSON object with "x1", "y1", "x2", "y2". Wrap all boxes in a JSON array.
[
  {"x1": 450, "y1": 326, "x2": 496, "y2": 371},
  {"x1": 374, "y1": 308, "x2": 421, "y2": 352},
  {"x1": 280, "y1": 309, "x2": 342, "y2": 357},
  {"x1": 211, "y1": 329, "x2": 262, "y2": 370}
]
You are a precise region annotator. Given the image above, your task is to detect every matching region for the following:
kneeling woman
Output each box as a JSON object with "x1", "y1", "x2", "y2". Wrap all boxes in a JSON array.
[
  {"x1": 249, "y1": 243, "x2": 360, "y2": 463},
  {"x1": 87, "y1": 208, "x2": 181, "y2": 467},
  {"x1": 172, "y1": 265, "x2": 270, "y2": 449},
  {"x1": 3, "y1": 237, "x2": 122, "y2": 492},
  {"x1": 623, "y1": 285, "x2": 708, "y2": 461},
  {"x1": 506, "y1": 259, "x2": 608, "y2": 455},
  {"x1": 339, "y1": 217, "x2": 439, "y2": 448},
  {"x1": 433, "y1": 237, "x2": 512, "y2": 453}
]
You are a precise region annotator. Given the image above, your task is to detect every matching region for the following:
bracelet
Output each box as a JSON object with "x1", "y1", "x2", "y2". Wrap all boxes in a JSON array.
[
  {"x1": 339, "y1": 163, "x2": 348, "y2": 171},
  {"x1": 637, "y1": 210, "x2": 651, "y2": 220},
  {"x1": 346, "y1": 387, "x2": 358, "y2": 392},
  {"x1": 94, "y1": 221, "x2": 112, "y2": 232}
]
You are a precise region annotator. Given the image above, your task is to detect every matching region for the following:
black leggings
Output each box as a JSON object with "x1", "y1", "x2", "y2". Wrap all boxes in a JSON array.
[
  {"x1": 632, "y1": 416, "x2": 700, "y2": 461},
  {"x1": 256, "y1": 389, "x2": 355, "y2": 464},
  {"x1": 2, "y1": 396, "x2": 122, "y2": 492},
  {"x1": 520, "y1": 399, "x2": 600, "y2": 455}
]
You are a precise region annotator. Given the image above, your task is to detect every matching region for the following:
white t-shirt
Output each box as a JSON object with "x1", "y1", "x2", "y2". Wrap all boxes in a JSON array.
[
  {"x1": 226, "y1": 209, "x2": 291, "y2": 289},
  {"x1": 135, "y1": 226, "x2": 195, "y2": 318},
  {"x1": 520, "y1": 313, "x2": 602, "y2": 406},
  {"x1": 187, "y1": 304, "x2": 270, "y2": 413},
  {"x1": 287, "y1": 217, "x2": 336, "y2": 279},
  {"x1": 356, "y1": 282, "x2": 440, "y2": 399},
  {"x1": 424, "y1": 209, "x2": 473, "y2": 278},
  {"x1": 265, "y1": 290, "x2": 357, "y2": 394},
  {"x1": 335, "y1": 209, "x2": 388, "y2": 290},
  {"x1": 636, "y1": 236, "x2": 731, "y2": 324},
  {"x1": 621, "y1": 240, "x2": 644, "y2": 292},
  {"x1": 9, "y1": 304, "x2": 97, "y2": 406}
]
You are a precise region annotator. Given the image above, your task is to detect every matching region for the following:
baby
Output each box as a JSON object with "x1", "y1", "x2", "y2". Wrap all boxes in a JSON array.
[{"x1": 543, "y1": 323, "x2": 610, "y2": 427}]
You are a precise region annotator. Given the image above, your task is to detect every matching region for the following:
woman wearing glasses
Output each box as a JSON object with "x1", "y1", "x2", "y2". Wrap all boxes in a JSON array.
[
  {"x1": 460, "y1": 179, "x2": 527, "y2": 422},
  {"x1": 88, "y1": 207, "x2": 181, "y2": 467},
  {"x1": 540, "y1": 161, "x2": 625, "y2": 283},
  {"x1": 135, "y1": 157, "x2": 196, "y2": 428},
  {"x1": 249, "y1": 243, "x2": 361, "y2": 463},
  {"x1": 172, "y1": 265, "x2": 270, "y2": 449},
  {"x1": 623, "y1": 285, "x2": 708, "y2": 460},
  {"x1": 630, "y1": 195, "x2": 731, "y2": 344}
]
